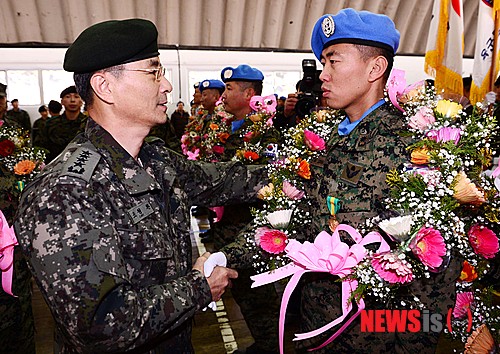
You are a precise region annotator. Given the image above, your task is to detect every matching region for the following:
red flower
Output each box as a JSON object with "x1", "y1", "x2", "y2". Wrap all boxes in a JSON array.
[
  {"x1": 244, "y1": 151, "x2": 259, "y2": 161},
  {"x1": 259, "y1": 229, "x2": 288, "y2": 254},
  {"x1": 468, "y1": 224, "x2": 499, "y2": 259},
  {"x1": 0, "y1": 139, "x2": 15, "y2": 157},
  {"x1": 212, "y1": 145, "x2": 225, "y2": 155}
]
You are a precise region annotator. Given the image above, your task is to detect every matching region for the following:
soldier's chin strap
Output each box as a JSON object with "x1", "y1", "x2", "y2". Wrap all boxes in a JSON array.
[{"x1": 0, "y1": 210, "x2": 18, "y2": 297}]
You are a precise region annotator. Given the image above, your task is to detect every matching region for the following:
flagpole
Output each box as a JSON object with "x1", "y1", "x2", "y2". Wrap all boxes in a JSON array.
[{"x1": 489, "y1": 1, "x2": 500, "y2": 90}]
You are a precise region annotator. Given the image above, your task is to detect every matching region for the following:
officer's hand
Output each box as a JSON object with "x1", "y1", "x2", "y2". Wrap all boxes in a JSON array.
[
  {"x1": 206, "y1": 266, "x2": 238, "y2": 302},
  {"x1": 192, "y1": 252, "x2": 211, "y2": 274},
  {"x1": 284, "y1": 93, "x2": 298, "y2": 117}
]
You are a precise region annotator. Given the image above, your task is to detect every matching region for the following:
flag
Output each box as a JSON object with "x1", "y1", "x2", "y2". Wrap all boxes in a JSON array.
[
  {"x1": 470, "y1": 0, "x2": 500, "y2": 104},
  {"x1": 425, "y1": 0, "x2": 464, "y2": 95}
]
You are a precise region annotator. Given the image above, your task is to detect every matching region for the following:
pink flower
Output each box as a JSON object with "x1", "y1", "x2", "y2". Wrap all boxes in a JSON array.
[
  {"x1": 303, "y1": 130, "x2": 325, "y2": 151},
  {"x1": 468, "y1": 224, "x2": 499, "y2": 259},
  {"x1": 282, "y1": 180, "x2": 304, "y2": 200},
  {"x1": 212, "y1": 145, "x2": 225, "y2": 155},
  {"x1": 259, "y1": 229, "x2": 288, "y2": 254},
  {"x1": 410, "y1": 227, "x2": 446, "y2": 270},
  {"x1": 453, "y1": 292, "x2": 474, "y2": 319},
  {"x1": 426, "y1": 127, "x2": 461, "y2": 145},
  {"x1": 186, "y1": 149, "x2": 200, "y2": 161},
  {"x1": 408, "y1": 107, "x2": 435, "y2": 131},
  {"x1": 371, "y1": 252, "x2": 414, "y2": 284},
  {"x1": 255, "y1": 226, "x2": 271, "y2": 245}
]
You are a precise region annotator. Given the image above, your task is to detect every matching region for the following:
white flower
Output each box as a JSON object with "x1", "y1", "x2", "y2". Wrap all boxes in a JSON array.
[{"x1": 378, "y1": 215, "x2": 413, "y2": 241}]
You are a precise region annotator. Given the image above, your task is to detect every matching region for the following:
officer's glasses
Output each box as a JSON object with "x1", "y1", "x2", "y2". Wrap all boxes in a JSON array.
[{"x1": 122, "y1": 63, "x2": 166, "y2": 82}]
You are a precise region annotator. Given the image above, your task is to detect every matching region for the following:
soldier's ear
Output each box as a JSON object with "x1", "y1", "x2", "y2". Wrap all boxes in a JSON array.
[
  {"x1": 368, "y1": 55, "x2": 388, "y2": 83},
  {"x1": 90, "y1": 72, "x2": 114, "y2": 104}
]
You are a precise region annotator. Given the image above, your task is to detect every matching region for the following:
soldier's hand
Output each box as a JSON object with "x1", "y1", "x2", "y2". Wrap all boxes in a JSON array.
[
  {"x1": 192, "y1": 252, "x2": 211, "y2": 274},
  {"x1": 284, "y1": 93, "x2": 298, "y2": 117},
  {"x1": 207, "y1": 266, "x2": 238, "y2": 301}
]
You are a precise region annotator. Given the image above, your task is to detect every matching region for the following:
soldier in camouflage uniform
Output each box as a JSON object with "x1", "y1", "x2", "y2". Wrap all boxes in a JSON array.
[
  {"x1": 0, "y1": 83, "x2": 36, "y2": 354},
  {"x1": 214, "y1": 65, "x2": 280, "y2": 354},
  {"x1": 294, "y1": 9, "x2": 461, "y2": 353},
  {"x1": 44, "y1": 85, "x2": 87, "y2": 162},
  {"x1": 14, "y1": 19, "x2": 267, "y2": 353}
]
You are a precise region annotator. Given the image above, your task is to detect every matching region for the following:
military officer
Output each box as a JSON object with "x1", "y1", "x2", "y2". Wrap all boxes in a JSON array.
[
  {"x1": 294, "y1": 9, "x2": 461, "y2": 353},
  {"x1": 15, "y1": 19, "x2": 267, "y2": 353}
]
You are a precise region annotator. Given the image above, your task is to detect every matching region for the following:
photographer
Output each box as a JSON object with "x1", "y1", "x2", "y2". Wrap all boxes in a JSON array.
[{"x1": 273, "y1": 59, "x2": 324, "y2": 131}]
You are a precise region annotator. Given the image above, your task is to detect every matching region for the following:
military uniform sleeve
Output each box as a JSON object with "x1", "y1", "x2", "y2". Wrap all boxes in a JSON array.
[
  {"x1": 15, "y1": 177, "x2": 212, "y2": 352},
  {"x1": 161, "y1": 147, "x2": 268, "y2": 207}
]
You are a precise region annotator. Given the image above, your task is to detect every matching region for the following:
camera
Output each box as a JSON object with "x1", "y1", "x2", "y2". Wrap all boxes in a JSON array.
[{"x1": 295, "y1": 59, "x2": 322, "y2": 117}]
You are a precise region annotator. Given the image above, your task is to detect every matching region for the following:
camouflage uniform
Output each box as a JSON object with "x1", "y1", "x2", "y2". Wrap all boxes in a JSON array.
[
  {"x1": 7, "y1": 108, "x2": 31, "y2": 131},
  {"x1": 295, "y1": 103, "x2": 462, "y2": 353},
  {"x1": 213, "y1": 119, "x2": 282, "y2": 353},
  {"x1": 14, "y1": 118, "x2": 266, "y2": 353},
  {"x1": 44, "y1": 112, "x2": 87, "y2": 162}
]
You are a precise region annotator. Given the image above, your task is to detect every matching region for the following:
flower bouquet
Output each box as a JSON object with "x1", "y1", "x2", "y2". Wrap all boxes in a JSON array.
[
  {"x1": 0, "y1": 122, "x2": 46, "y2": 196},
  {"x1": 0, "y1": 121, "x2": 46, "y2": 297},
  {"x1": 351, "y1": 69, "x2": 500, "y2": 347},
  {"x1": 232, "y1": 95, "x2": 282, "y2": 164},
  {"x1": 243, "y1": 107, "x2": 343, "y2": 272},
  {"x1": 181, "y1": 101, "x2": 234, "y2": 162}
]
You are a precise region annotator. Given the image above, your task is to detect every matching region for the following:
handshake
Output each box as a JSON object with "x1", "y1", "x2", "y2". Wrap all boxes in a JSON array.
[{"x1": 193, "y1": 252, "x2": 238, "y2": 309}]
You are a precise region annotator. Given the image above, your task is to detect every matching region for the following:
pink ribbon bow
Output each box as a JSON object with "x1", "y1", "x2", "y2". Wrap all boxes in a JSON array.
[
  {"x1": 0, "y1": 210, "x2": 18, "y2": 297},
  {"x1": 251, "y1": 224, "x2": 389, "y2": 353}
]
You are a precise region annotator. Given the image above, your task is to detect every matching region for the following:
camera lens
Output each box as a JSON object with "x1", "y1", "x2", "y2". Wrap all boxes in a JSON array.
[{"x1": 295, "y1": 95, "x2": 316, "y2": 117}]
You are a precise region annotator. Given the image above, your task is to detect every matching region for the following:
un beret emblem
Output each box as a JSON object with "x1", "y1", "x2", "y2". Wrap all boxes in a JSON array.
[
  {"x1": 224, "y1": 69, "x2": 233, "y2": 79},
  {"x1": 322, "y1": 16, "x2": 335, "y2": 38},
  {"x1": 202, "y1": 80, "x2": 210, "y2": 87}
]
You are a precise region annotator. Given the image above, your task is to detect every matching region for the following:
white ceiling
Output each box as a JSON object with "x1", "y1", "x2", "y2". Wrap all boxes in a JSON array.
[{"x1": 0, "y1": 0, "x2": 479, "y2": 57}]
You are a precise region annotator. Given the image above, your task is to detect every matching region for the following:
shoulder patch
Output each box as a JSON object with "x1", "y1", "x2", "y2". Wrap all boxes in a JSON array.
[{"x1": 61, "y1": 147, "x2": 101, "y2": 181}]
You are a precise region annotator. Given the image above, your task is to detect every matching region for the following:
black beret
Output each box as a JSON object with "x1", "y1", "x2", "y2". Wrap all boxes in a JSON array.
[
  {"x1": 64, "y1": 18, "x2": 159, "y2": 73},
  {"x1": 60, "y1": 85, "x2": 77, "y2": 98}
]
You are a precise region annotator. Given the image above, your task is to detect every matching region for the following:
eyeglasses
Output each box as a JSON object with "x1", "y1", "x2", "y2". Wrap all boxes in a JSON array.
[{"x1": 122, "y1": 64, "x2": 166, "y2": 82}]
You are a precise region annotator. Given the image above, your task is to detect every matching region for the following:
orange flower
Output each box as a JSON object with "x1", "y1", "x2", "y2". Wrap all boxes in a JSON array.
[
  {"x1": 209, "y1": 123, "x2": 219, "y2": 131},
  {"x1": 14, "y1": 160, "x2": 36, "y2": 175},
  {"x1": 218, "y1": 132, "x2": 229, "y2": 143},
  {"x1": 244, "y1": 151, "x2": 259, "y2": 161},
  {"x1": 297, "y1": 159, "x2": 311, "y2": 179},
  {"x1": 410, "y1": 147, "x2": 430, "y2": 165},
  {"x1": 459, "y1": 261, "x2": 478, "y2": 282},
  {"x1": 453, "y1": 171, "x2": 486, "y2": 205}
]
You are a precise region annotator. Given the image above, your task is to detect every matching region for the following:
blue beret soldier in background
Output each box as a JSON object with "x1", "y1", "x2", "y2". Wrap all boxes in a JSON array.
[
  {"x1": 295, "y1": 8, "x2": 461, "y2": 353},
  {"x1": 207, "y1": 64, "x2": 281, "y2": 354},
  {"x1": 14, "y1": 18, "x2": 269, "y2": 353}
]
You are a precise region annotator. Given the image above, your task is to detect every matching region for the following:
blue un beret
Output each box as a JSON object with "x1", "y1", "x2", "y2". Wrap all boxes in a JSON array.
[
  {"x1": 199, "y1": 79, "x2": 225, "y2": 93},
  {"x1": 221, "y1": 64, "x2": 264, "y2": 83},
  {"x1": 64, "y1": 19, "x2": 159, "y2": 73},
  {"x1": 311, "y1": 8, "x2": 400, "y2": 61}
]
